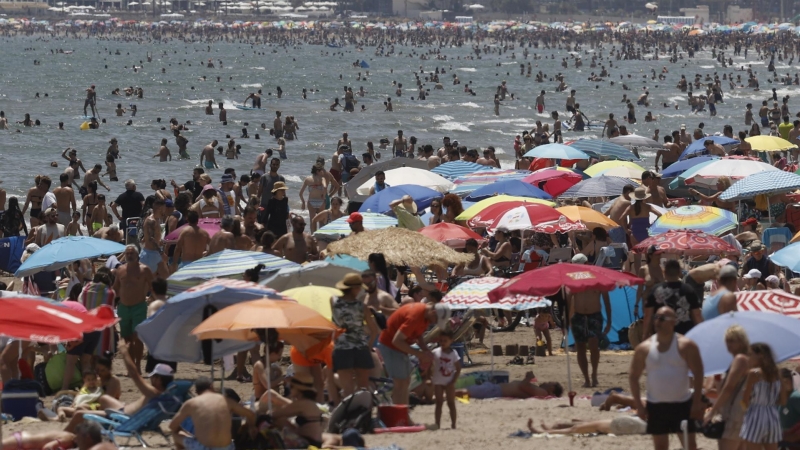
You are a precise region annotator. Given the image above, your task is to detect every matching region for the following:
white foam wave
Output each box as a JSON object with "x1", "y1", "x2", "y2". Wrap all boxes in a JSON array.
[
  {"x1": 183, "y1": 98, "x2": 213, "y2": 105},
  {"x1": 240, "y1": 83, "x2": 262, "y2": 88},
  {"x1": 699, "y1": 65, "x2": 715, "y2": 69},
  {"x1": 283, "y1": 175, "x2": 303, "y2": 183},
  {"x1": 458, "y1": 102, "x2": 480, "y2": 108},
  {"x1": 250, "y1": 67, "x2": 266, "y2": 70},
  {"x1": 432, "y1": 115, "x2": 454, "y2": 121},
  {"x1": 438, "y1": 121, "x2": 471, "y2": 132},
  {"x1": 457, "y1": 68, "x2": 477, "y2": 72}
]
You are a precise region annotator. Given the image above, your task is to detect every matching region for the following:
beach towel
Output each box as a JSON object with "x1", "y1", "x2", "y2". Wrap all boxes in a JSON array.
[{"x1": 79, "y1": 282, "x2": 116, "y2": 357}]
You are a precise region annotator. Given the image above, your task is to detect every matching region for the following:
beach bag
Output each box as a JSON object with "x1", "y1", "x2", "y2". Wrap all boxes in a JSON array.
[
  {"x1": 341, "y1": 154, "x2": 359, "y2": 174},
  {"x1": 628, "y1": 319, "x2": 644, "y2": 349},
  {"x1": 34, "y1": 362, "x2": 53, "y2": 396},
  {"x1": 328, "y1": 390, "x2": 374, "y2": 435}
]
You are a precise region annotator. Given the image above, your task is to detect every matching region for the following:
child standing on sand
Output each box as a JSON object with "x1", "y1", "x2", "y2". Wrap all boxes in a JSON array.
[
  {"x1": 432, "y1": 331, "x2": 461, "y2": 429},
  {"x1": 533, "y1": 308, "x2": 556, "y2": 357}
]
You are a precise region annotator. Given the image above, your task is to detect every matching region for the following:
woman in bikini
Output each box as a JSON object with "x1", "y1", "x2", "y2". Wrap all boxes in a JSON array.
[
  {"x1": 441, "y1": 193, "x2": 466, "y2": 226},
  {"x1": 311, "y1": 196, "x2": 344, "y2": 231},
  {"x1": 81, "y1": 181, "x2": 99, "y2": 229},
  {"x1": 480, "y1": 230, "x2": 513, "y2": 270},
  {"x1": 102, "y1": 154, "x2": 118, "y2": 182},
  {"x1": 622, "y1": 187, "x2": 661, "y2": 249},
  {"x1": 152, "y1": 179, "x2": 172, "y2": 201},
  {"x1": 299, "y1": 165, "x2": 329, "y2": 232}
]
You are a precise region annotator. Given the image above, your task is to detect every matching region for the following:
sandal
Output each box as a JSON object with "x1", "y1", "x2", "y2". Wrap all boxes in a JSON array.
[
  {"x1": 525, "y1": 355, "x2": 535, "y2": 365},
  {"x1": 508, "y1": 356, "x2": 524, "y2": 365}
]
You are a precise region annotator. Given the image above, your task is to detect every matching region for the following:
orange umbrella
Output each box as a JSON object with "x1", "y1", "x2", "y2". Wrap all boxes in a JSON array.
[
  {"x1": 418, "y1": 222, "x2": 484, "y2": 248},
  {"x1": 556, "y1": 205, "x2": 619, "y2": 230}
]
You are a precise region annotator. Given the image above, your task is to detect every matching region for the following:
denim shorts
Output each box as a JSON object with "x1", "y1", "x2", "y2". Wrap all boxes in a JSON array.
[{"x1": 377, "y1": 342, "x2": 411, "y2": 380}]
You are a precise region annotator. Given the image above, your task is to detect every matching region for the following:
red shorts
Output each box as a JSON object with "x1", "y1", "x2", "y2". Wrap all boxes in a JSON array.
[{"x1": 537, "y1": 104, "x2": 544, "y2": 113}]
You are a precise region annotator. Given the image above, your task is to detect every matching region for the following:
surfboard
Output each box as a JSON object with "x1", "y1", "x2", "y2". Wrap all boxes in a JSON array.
[{"x1": 234, "y1": 105, "x2": 260, "y2": 111}]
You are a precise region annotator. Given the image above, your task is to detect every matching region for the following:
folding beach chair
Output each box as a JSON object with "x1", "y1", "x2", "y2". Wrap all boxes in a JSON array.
[{"x1": 85, "y1": 380, "x2": 193, "y2": 447}]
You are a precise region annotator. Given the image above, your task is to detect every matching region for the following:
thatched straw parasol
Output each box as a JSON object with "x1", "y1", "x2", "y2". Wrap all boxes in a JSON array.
[{"x1": 327, "y1": 227, "x2": 474, "y2": 267}]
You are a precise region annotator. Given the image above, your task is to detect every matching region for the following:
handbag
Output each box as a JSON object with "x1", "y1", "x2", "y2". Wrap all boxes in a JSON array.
[{"x1": 702, "y1": 420, "x2": 725, "y2": 439}]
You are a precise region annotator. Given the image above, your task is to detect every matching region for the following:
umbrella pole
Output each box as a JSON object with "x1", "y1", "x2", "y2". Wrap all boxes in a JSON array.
[
  {"x1": 562, "y1": 287, "x2": 575, "y2": 406},
  {"x1": 266, "y1": 334, "x2": 272, "y2": 414},
  {"x1": 490, "y1": 326, "x2": 494, "y2": 377},
  {"x1": 767, "y1": 196, "x2": 772, "y2": 225}
]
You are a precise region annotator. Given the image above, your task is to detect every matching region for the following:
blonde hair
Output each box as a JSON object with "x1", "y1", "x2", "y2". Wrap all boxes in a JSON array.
[
  {"x1": 717, "y1": 176, "x2": 732, "y2": 191},
  {"x1": 725, "y1": 325, "x2": 750, "y2": 354}
]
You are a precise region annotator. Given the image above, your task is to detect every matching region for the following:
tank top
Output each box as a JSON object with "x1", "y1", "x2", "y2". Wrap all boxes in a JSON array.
[
  {"x1": 702, "y1": 288, "x2": 728, "y2": 321},
  {"x1": 331, "y1": 297, "x2": 369, "y2": 350},
  {"x1": 645, "y1": 334, "x2": 692, "y2": 403}
]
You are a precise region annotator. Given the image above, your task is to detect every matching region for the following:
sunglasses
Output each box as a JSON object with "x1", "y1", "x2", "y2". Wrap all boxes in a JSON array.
[{"x1": 654, "y1": 314, "x2": 675, "y2": 322}]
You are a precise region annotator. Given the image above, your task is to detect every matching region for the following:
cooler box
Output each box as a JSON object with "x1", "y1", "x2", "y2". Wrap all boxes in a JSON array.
[{"x1": 1, "y1": 390, "x2": 41, "y2": 420}]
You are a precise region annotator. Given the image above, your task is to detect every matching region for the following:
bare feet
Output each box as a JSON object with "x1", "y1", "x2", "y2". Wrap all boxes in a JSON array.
[
  {"x1": 582, "y1": 381, "x2": 591, "y2": 388},
  {"x1": 527, "y1": 418, "x2": 540, "y2": 434},
  {"x1": 591, "y1": 375, "x2": 599, "y2": 387}
]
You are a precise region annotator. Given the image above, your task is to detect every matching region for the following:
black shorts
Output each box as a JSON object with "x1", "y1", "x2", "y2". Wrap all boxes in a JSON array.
[
  {"x1": 67, "y1": 331, "x2": 101, "y2": 356},
  {"x1": 332, "y1": 347, "x2": 374, "y2": 372},
  {"x1": 646, "y1": 398, "x2": 697, "y2": 435}
]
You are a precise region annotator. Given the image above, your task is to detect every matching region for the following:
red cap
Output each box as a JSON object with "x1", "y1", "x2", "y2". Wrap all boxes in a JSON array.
[
  {"x1": 741, "y1": 217, "x2": 758, "y2": 226},
  {"x1": 345, "y1": 212, "x2": 363, "y2": 223}
]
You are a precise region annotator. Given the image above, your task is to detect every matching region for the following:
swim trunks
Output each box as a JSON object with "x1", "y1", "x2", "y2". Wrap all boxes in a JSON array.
[
  {"x1": 139, "y1": 248, "x2": 162, "y2": 272},
  {"x1": 537, "y1": 104, "x2": 544, "y2": 113},
  {"x1": 117, "y1": 302, "x2": 147, "y2": 338},
  {"x1": 571, "y1": 311, "x2": 603, "y2": 343},
  {"x1": 204, "y1": 161, "x2": 215, "y2": 170},
  {"x1": 183, "y1": 437, "x2": 235, "y2": 450},
  {"x1": 466, "y1": 382, "x2": 503, "y2": 399}
]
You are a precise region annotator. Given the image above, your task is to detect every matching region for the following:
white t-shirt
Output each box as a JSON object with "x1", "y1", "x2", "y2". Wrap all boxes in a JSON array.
[
  {"x1": 432, "y1": 347, "x2": 460, "y2": 386},
  {"x1": 42, "y1": 192, "x2": 57, "y2": 211}
]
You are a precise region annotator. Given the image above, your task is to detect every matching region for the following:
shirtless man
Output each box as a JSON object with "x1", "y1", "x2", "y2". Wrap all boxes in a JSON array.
[
  {"x1": 169, "y1": 377, "x2": 255, "y2": 450},
  {"x1": 392, "y1": 130, "x2": 407, "y2": 158},
  {"x1": 208, "y1": 216, "x2": 236, "y2": 255},
  {"x1": 642, "y1": 171, "x2": 668, "y2": 208},
  {"x1": 200, "y1": 140, "x2": 219, "y2": 170},
  {"x1": 84, "y1": 84, "x2": 97, "y2": 117},
  {"x1": 251, "y1": 149, "x2": 271, "y2": 176},
  {"x1": 171, "y1": 210, "x2": 210, "y2": 272},
  {"x1": 421, "y1": 145, "x2": 442, "y2": 169},
  {"x1": 455, "y1": 371, "x2": 563, "y2": 399},
  {"x1": 0, "y1": 111, "x2": 8, "y2": 129},
  {"x1": 113, "y1": 246, "x2": 154, "y2": 373},
  {"x1": 361, "y1": 270, "x2": 398, "y2": 317},
  {"x1": 569, "y1": 281, "x2": 612, "y2": 387},
  {"x1": 604, "y1": 184, "x2": 635, "y2": 243},
  {"x1": 655, "y1": 136, "x2": 681, "y2": 171},
  {"x1": 601, "y1": 113, "x2": 618, "y2": 138},
  {"x1": 241, "y1": 205, "x2": 263, "y2": 242},
  {"x1": 477, "y1": 148, "x2": 499, "y2": 167},
  {"x1": 273, "y1": 111, "x2": 284, "y2": 138},
  {"x1": 23, "y1": 175, "x2": 50, "y2": 227},
  {"x1": 703, "y1": 139, "x2": 726, "y2": 157},
  {"x1": 53, "y1": 173, "x2": 77, "y2": 226},
  {"x1": 140, "y1": 198, "x2": 168, "y2": 278},
  {"x1": 273, "y1": 215, "x2": 318, "y2": 264},
  {"x1": 93, "y1": 224, "x2": 123, "y2": 243},
  {"x1": 82, "y1": 164, "x2": 110, "y2": 195},
  {"x1": 153, "y1": 138, "x2": 173, "y2": 162}
]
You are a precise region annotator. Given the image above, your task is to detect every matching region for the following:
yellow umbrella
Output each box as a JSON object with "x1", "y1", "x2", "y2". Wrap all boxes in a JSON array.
[
  {"x1": 282, "y1": 286, "x2": 341, "y2": 320},
  {"x1": 456, "y1": 195, "x2": 555, "y2": 221},
  {"x1": 745, "y1": 135, "x2": 796, "y2": 152},
  {"x1": 584, "y1": 161, "x2": 646, "y2": 178},
  {"x1": 647, "y1": 19, "x2": 657, "y2": 24},
  {"x1": 556, "y1": 205, "x2": 619, "y2": 229}
]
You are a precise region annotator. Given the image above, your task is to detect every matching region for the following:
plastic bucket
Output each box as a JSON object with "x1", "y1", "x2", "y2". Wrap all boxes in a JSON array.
[{"x1": 378, "y1": 405, "x2": 411, "y2": 428}]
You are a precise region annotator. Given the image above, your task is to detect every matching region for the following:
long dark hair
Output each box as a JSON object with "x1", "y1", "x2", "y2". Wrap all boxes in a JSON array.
[
  {"x1": 244, "y1": 264, "x2": 265, "y2": 283},
  {"x1": 751, "y1": 342, "x2": 779, "y2": 383},
  {"x1": 368, "y1": 253, "x2": 391, "y2": 292}
]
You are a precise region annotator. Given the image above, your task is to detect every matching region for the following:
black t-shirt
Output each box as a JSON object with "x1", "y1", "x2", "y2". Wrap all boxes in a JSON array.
[
  {"x1": 646, "y1": 281, "x2": 701, "y2": 335},
  {"x1": 265, "y1": 196, "x2": 289, "y2": 237},
  {"x1": 184, "y1": 180, "x2": 202, "y2": 200},
  {"x1": 113, "y1": 190, "x2": 145, "y2": 225}
]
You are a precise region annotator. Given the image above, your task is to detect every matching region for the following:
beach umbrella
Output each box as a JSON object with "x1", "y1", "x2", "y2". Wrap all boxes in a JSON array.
[
  {"x1": 521, "y1": 169, "x2": 583, "y2": 197},
  {"x1": 137, "y1": 279, "x2": 284, "y2": 363},
  {"x1": 632, "y1": 229, "x2": 741, "y2": 256},
  {"x1": 466, "y1": 3, "x2": 484, "y2": 8},
  {"x1": 683, "y1": 159, "x2": 780, "y2": 187},
  {"x1": 649, "y1": 205, "x2": 737, "y2": 236},
  {"x1": 488, "y1": 263, "x2": 644, "y2": 299},
  {"x1": 488, "y1": 205, "x2": 586, "y2": 234},
  {"x1": 667, "y1": 158, "x2": 720, "y2": 189},
  {"x1": 282, "y1": 286, "x2": 340, "y2": 320},
  {"x1": 456, "y1": 195, "x2": 555, "y2": 222},
  {"x1": 0, "y1": 297, "x2": 117, "y2": 344},
  {"x1": 686, "y1": 311, "x2": 800, "y2": 376},
  {"x1": 719, "y1": 171, "x2": 800, "y2": 201},
  {"x1": 430, "y1": 160, "x2": 497, "y2": 180},
  {"x1": 164, "y1": 218, "x2": 221, "y2": 242},
  {"x1": 661, "y1": 156, "x2": 719, "y2": 178},
  {"x1": 523, "y1": 143, "x2": 589, "y2": 160},
  {"x1": 737, "y1": 289, "x2": 800, "y2": 319},
  {"x1": 768, "y1": 242, "x2": 800, "y2": 272},
  {"x1": 15, "y1": 237, "x2": 125, "y2": 277},
  {"x1": 608, "y1": 135, "x2": 662, "y2": 149},
  {"x1": 324, "y1": 254, "x2": 369, "y2": 271},
  {"x1": 167, "y1": 249, "x2": 299, "y2": 294},
  {"x1": 583, "y1": 161, "x2": 646, "y2": 179},
  {"x1": 451, "y1": 170, "x2": 531, "y2": 195},
  {"x1": 469, "y1": 202, "x2": 560, "y2": 228},
  {"x1": 558, "y1": 176, "x2": 638, "y2": 198},
  {"x1": 327, "y1": 227, "x2": 473, "y2": 267},
  {"x1": 678, "y1": 136, "x2": 739, "y2": 160},
  {"x1": 555, "y1": 205, "x2": 620, "y2": 230},
  {"x1": 443, "y1": 277, "x2": 550, "y2": 311},
  {"x1": 419, "y1": 222, "x2": 484, "y2": 248},
  {"x1": 464, "y1": 179, "x2": 552, "y2": 202},
  {"x1": 314, "y1": 212, "x2": 397, "y2": 242},
  {"x1": 565, "y1": 139, "x2": 639, "y2": 161},
  {"x1": 745, "y1": 135, "x2": 797, "y2": 152},
  {"x1": 260, "y1": 261, "x2": 354, "y2": 291},
  {"x1": 358, "y1": 185, "x2": 442, "y2": 214},
  {"x1": 355, "y1": 167, "x2": 454, "y2": 195}
]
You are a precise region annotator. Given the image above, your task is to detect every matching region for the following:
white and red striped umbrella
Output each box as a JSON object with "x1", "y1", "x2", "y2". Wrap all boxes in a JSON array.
[
  {"x1": 488, "y1": 205, "x2": 586, "y2": 234},
  {"x1": 442, "y1": 276, "x2": 551, "y2": 310},
  {"x1": 736, "y1": 289, "x2": 800, "y2": 318}
]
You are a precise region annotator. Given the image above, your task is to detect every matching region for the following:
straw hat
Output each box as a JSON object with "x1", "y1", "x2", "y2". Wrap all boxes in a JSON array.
[
  {"x1": 399, "y1": 195, "x2": 418, "y2": 214},
  {"x1": 271, "y1": 181, "x2": 288, "y2": 193},
  {"x1": 335, "y1": 273, "x2": 364, "y2": 291},
  {"x1": 630, "y1": 187, "x2": 651, "y2": 203}
]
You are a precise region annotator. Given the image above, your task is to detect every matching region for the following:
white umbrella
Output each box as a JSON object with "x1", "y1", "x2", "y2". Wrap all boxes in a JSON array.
[
  {"x1": 467, "y1": 3, "x2": 484, "y2": 8},
  {"x1": 127, "y1": 2, "x2": 139, "y2": 5},
  {"x1": 686, "y1": 159, "x2": 781, "y2": 188},
  {"x1": 355, "y1": 167, "x2": 455, "y2": 195},
  {"x1": 645, "y1": 2, "x2": 658, "y2": 9}
]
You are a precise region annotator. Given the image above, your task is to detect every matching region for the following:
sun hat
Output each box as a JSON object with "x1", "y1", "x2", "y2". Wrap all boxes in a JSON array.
[
  {"x1": 271, "y1": 181, "x2": 288, "y2": 193},
  {"x1": 630, "y1": 187, "x2": 651, "y2": 203},
  {"x1": 335, "y1": 273, "x2": 364, "y2": 291},
  {"x1": 345, "y1": 212, "x2": 363, "y2": 223},
  {"x1": 749, "y1": 241, "x2": 766, "y2": 252},
  {"x1": 571, "y1": 253, "x2": 588, "y2": 264}
]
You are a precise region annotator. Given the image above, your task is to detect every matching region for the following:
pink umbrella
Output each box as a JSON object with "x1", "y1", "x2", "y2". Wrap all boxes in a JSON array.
[
  {"x1": 164, "y1": 218, "x2": 222, "y2": 242},
  {"x1": 521, "y1": 169, "x2": 583, "y2": 197}
]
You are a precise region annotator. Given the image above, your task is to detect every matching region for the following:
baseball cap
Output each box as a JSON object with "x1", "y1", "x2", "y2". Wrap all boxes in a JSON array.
[
  {"x1": 741, "y1": 217, "x2": 758, "y2": 226},
  {"x1": 202, "y1": 184, "x2": 216, "y2": 192},
  {"x1": 743, "y1": 269, "x2": 762, "y2": 279},
  {"x1": 345, "y1": 212, "x2": 363, "y2": 223},
  {"x1": 571, "y1": 253, "x2": 588, "y2": 264},
  {"x1": 149, "y1": 363, "x2": 174, "y2": 378},
  {"x1": 680, "y1": 124, "x2": 686, "y2": 130},
  {"x1": 433, "y1": 303, "x2": 452, "y2": 331},
  {"x1": 220, "y1": 174, "x2": 234, "y2": 183},
  {"x1": 765, "y1": 275, "x2": 780, "y2": 286}
]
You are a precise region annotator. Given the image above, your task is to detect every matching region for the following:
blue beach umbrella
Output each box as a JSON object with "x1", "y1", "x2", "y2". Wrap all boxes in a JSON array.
[
  {"x1": 768, "y1": 242, "x2": 800, "y2": 272},
  {"x1": 678, "y1": 136, "x2": 739, "y2": 160},
  {"x1": 566, "y1": 139, "x2": 639, "y2": 161},
  {"x1": 431, "y1": 161, "x2": 497, "y2": 180},
  {"x1": 324, "y1": 254, "x2": 369, "y2": 272},
  {"x1": 661, "y1": 156, "x2": 719, "y2": 178},
  {"x1": 720, "y1": 171, "x2": 800, "y2": 201},
  {"x1": 464, "y1": 179, "x2": 552, "y2": 202},
  {"x1": 524, "y1": 143, "x2": 589, "y2": 160},
  {"x1": 15, "y1": 237, "x2": 126, "y2": 277},
  {"x1": 358, "y1": 185, "x2": 442, "y2": 214}
]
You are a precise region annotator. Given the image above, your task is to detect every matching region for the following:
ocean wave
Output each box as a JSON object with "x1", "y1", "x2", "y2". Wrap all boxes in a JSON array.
[
  {"x1": 457, "y1": 68, "x2": 477, "y2": 72},
  {"x1": 283, "y1": 175, "x2": 303, "y2": 183},
  {"x1": 699, "y1": 65, "x2": 715, "y2": 69},
  {"x1": 250, "y1": 67, "x2": 266, "y2": 70},
  {"x1": 183, "y1": 98, "x2": 213, "y2": 104},
  {"x1": 240, "y1": 83, "x2": 263, "y2": 88},
  {"x1": 432, "y1": 114, "x2": 454, "y2": 121},
  {"x1": 438, "y1": 121, "x2": 471, "y2": 132},
  {"x1": 458, "y1": 102, "x2": 480, "y2": 108}
]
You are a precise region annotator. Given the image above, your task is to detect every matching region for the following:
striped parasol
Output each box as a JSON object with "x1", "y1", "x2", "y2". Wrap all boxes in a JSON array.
[
  {"x1": 451, "y1": 169, "x2": 531, "y2": 195},
  {"x1": 314, "y1": 212, "x2": 397, "y2": 242},
  {"x1": 720, "y1": 170, "x2": 800, "y2": 201},
  {"x1": 649, "y1": 205, "x2": 738, "y2": 236},
  {"x1": 737, "y1": 290, "x2": 800, "y2": 318},
  {"x1": 442, "y1": 277, "x2": 551, "y2": 310},
  {"x1": 565, "y1": 139, "x2": 640, "y2": 161},
  {"x1": 431, "y1": 160, "x2": 498, "y2": 180}
]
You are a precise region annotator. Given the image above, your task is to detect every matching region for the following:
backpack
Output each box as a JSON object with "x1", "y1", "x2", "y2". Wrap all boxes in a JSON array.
[
  {"x1": 341, "y1": 153, "x2": 360, "y2": 173},
  {"x1": 327, "y1": 390, "x2": 374, "y2": 435}
]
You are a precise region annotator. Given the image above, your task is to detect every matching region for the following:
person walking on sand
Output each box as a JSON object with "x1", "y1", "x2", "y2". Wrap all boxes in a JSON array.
[
  {"x1": 112, "y1": 245, "x2": 154, "y2": 374},
  {"x1": 629, "y1": 306, "x2": 705, "y2": 450},
  {"x1": 569, "y1": 254, "x2": 612, "y2": 387}
]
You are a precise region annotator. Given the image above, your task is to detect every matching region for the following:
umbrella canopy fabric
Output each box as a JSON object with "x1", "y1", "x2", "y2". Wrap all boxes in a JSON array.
[
  {"x1": 768, "y1": 242, "x2": 800, "y2": 272},
  {"x1": 15, "y1": 237, "x2": 125, "y2": 277},
  {"x1": 464, "y1": 179, "x2": 552, "y2": 202},
  {"x1": 565, "y1": 139, "x2": 639, "y2": 161},
  {"x1": 282, "y1": 286, "x2": 341, "y2": 320},
  {"x1": 558, "y1": 176, "x2": 638, "y2": 198},
  {"x1": 261, "y1": 261, "x2": 354, "y2": 292},
  {"x1": 191, "y1": 298, "x2": 338, "y2": 355},
  {"x1": 667, "y1": 158, "x2": 719, "y2": 189},
  {"x1": 456, "y1": 195, "x2": 554, "y2": 222},
  {"x1": 583, "y1": 161, "x2": 646, "y2": 178},
  {"x1": 608, "y1": 135, "x2": 662, "y2": 149},
  {"x1": 451, "y1": 170, "x2": 531, "y2": 195},
  {"x1": 419, "y1": 222, "x2": 484, "y2": 248},
  {"x1": 720, "y1": 170, "x2": 800, "y2": 201},
  {"x1": 685, "y1": 311, "x2": 800, "y2": 376},
  {"x1": 167, "y1": 250, "x2": 299, "y2": 294},
  {"x1": 469, "y1": 202, "x2": 559, "y2": 228},
  {"x1": 164, "y1": 218, "x2": 221, "y2": 242},
  {"x1": 327, "y1": 227, "x2": 473, "y2": 267},
  {"x1": 745, "y1": 135, "x2": 797, "y2": 152},
  {"x1": 556, "y1": 205, "x2": 620, "y2": 230},
  {"x1": 649, "y1": 205, "x2": 738, "y2": 236},
  {"x1": 521, "y1": 169, "x2": 583, "y2": 197},
  {"x1": 632, "y1": 229, "x2": 741, "y2": 256},
  {"x1": 314, "y1": 212, "x2": 397, "y2": 241},
  {"x1": 431, "y1": 161, "x2": 497, "y2": 180},
  {"x1": 355, "y1": 167, "x2": 454, "y2": 195},
  {"x1": 678, "y1": 136, "x2": 739, "y2": 160},
  {"x1": 442, "y1": 277, "x2": 551, "y2": 310},
  {"x1": 737, "y1": 289, "x2": 800, "y2": 318},
  {"x1": 358, "y1": 185, "x2": 442, "y2": 214},
  {"x1": 488, "y1": 263, "x2": 644, "y2": 299},
  {"x1": 488, "y1": 205, "x2": 585, "y2": 234},
  {"x1": 137, "y1": 279, "x2": 285, "y2": 362},
  {"x1": 661, "y1": 156, "x2": 719, "y2": 178},
  {"x1": 324, "y1": 254, "x2": 370, "y2": 271},
  {"x1": 523, "y1": 143, "x2": 589, "y2": 160},
  {"x1": 684, "y1": 159, "x2": 780, "y2": 187},
  {"x1": 0, "y1": 298, "x2": 117, "y2": 344}
]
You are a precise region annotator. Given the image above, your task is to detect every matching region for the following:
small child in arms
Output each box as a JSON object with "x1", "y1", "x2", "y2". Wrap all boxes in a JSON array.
[{"x1": 432, "y1": 331, "x2": 461, "y2": 429}]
